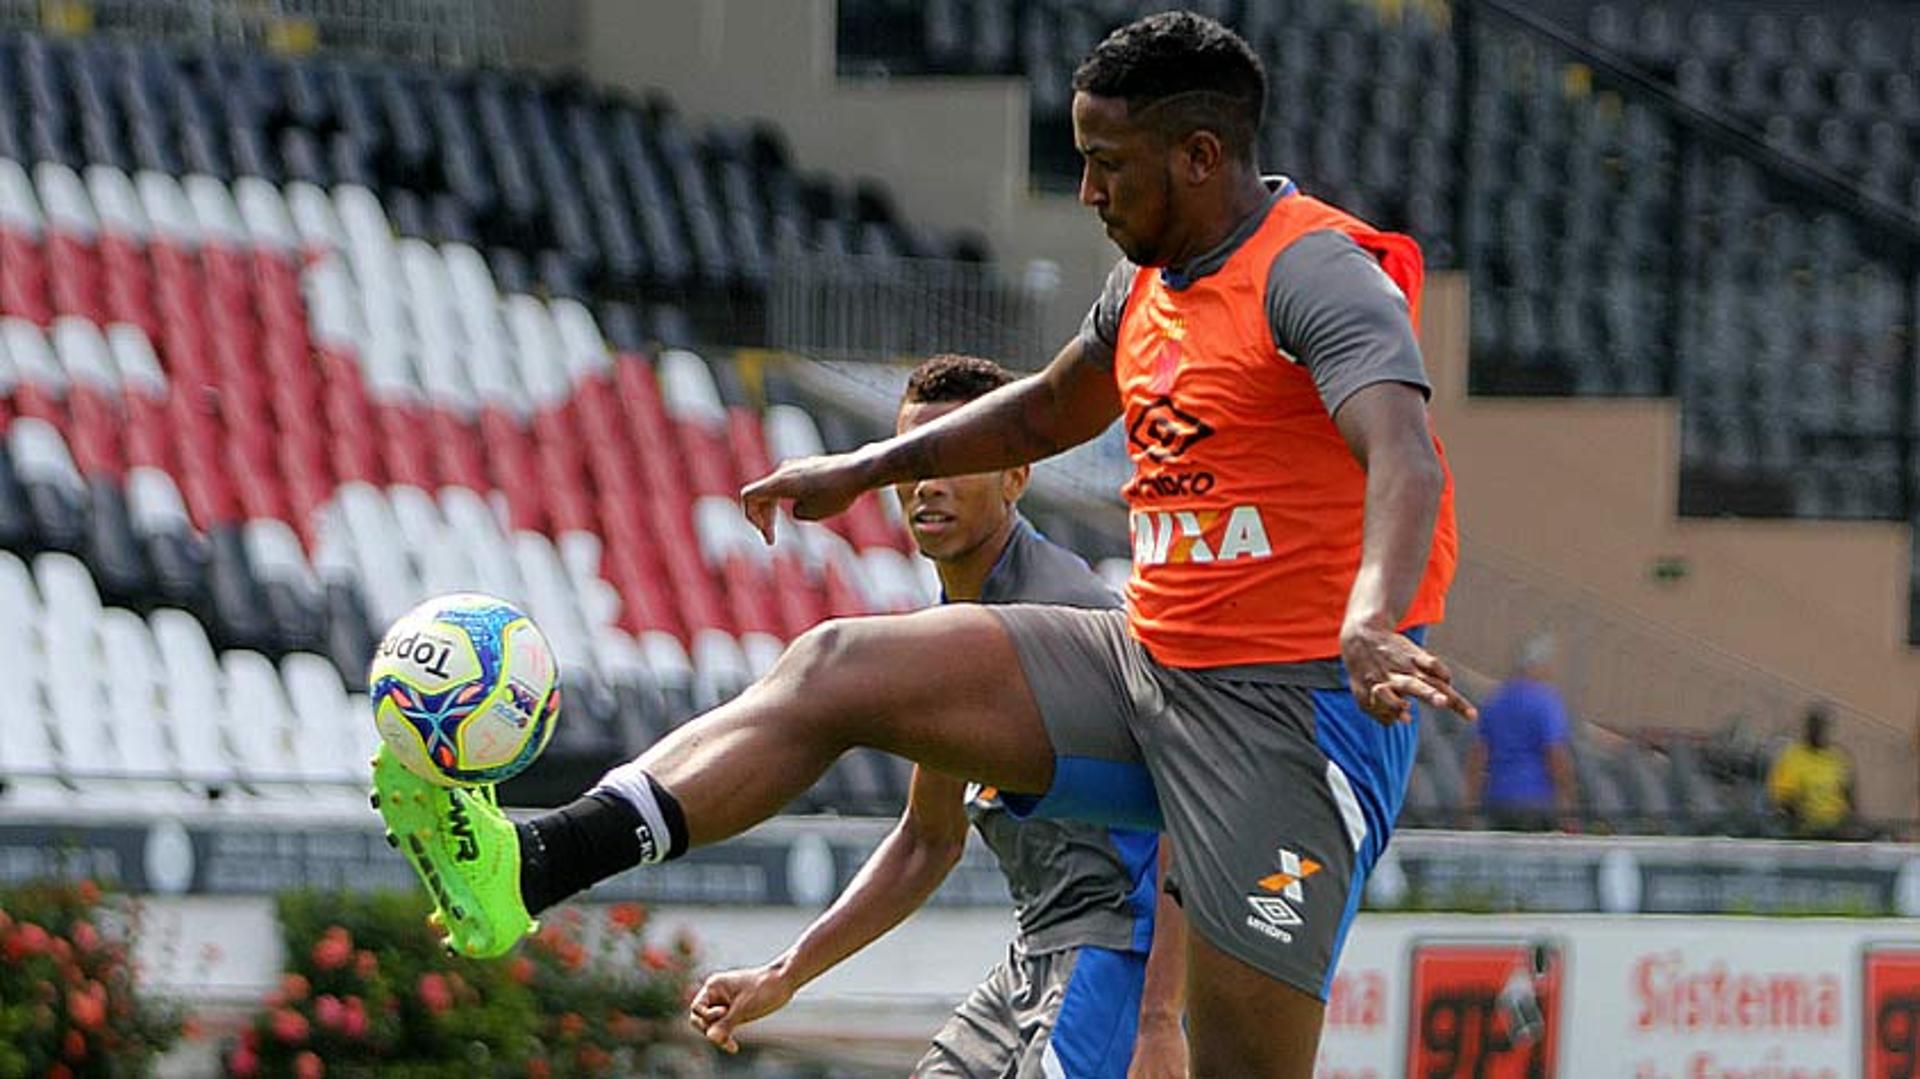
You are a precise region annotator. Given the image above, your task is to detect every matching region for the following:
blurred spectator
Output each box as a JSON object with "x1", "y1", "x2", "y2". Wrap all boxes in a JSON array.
[
  {"x1": 1466, "y1": 635, "x2": 1575, "y2": 831},
  {"x1": 1767, "y1": 704, "x2": 1854, "y2": 838}
]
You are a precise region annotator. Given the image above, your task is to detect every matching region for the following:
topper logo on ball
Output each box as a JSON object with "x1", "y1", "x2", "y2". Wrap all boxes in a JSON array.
[{"x1": 379, "y1": 630, "x2": 459, "y2": 680}]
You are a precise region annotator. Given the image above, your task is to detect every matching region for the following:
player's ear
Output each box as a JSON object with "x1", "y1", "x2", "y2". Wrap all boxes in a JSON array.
[
  {"x1": 1002, "y1": 465, "x2": 1031, "y2": 503},
  {"x1": 1180, "y1": 128, "x2": 1225, "y2": 185}
]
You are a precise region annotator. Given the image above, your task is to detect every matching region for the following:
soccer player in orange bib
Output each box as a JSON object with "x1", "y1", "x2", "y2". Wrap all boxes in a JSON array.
[{"x1": 383, "y1": 12, "x2": 1472, "y2": 1076}]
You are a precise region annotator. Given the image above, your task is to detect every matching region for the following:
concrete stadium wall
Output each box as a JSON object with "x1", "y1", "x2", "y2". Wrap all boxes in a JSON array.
[
  {"x1": 1423, "y1": 274, "x2": 1920, "y2": 818},
  {"x1": 574, "y1": 0, "x2": 1113, "y2": 357}
]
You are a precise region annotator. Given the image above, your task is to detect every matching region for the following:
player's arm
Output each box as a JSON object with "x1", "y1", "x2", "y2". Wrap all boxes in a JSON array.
[
  {"x1": 689, "y1": 766, "x2": 971, "y2": 1052},
  {"x1": 742, "y1": 337, "x2": 1121, "y2": 541},
  {"x1": 1334, "y1": 382, "x2": 1468, "y2": 722},
  {"x1": 1266, "y1": 232, "x2": 1474, "y2": 724},
  {"x1": 1130, "y1": 839, "x2": 1189, "y2": 1078}
]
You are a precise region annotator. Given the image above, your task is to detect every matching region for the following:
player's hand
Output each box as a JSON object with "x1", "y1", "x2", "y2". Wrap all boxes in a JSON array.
[
  {"x1": 1340, "y1": 620, "x2": 1477, "y2": 725},
  {"x1": 1128, "y1": 1014, "x2": 1189, "y2": 1078},
  {"x1": 740, "y1": 452, "x2": 877, "y2": 544},
  {"x1": 688, "y1": 964, "x2": 796, "y2": 1054}
]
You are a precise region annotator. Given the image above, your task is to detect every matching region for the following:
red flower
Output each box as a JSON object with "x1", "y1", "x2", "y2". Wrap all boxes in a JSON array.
[
  {"x1": 558, "y1": 1011, "x2": 586, "y2": 1039},
  {"x1": 66, "y1": 983, "x2": 106, "y2": 1030},
  {"x1": 640, "y1": 946, "x2": 672, "y2": 971},
  {"x1": 608, "y1": 902, "x2": 646, "y2": 931},
  {"x1": 180, "y1": 1016, "x2": 206, "y2": 1041},
  {"x1": 311, "y1": 928, "x2": 353, "y2": 972},
  {"x1": 271, "y1": 1007, "x2": 310, "y2": 1044},
  {"x1": 313, "y1": 994, "x2": 345, "y2": 1032},
  {"x1": 608, "y1": 1011, "x2": 644, "y2": 1041},
  {"x1": 280, "y1": 973, "x2": 311, "y2": 1003},
  {"x1": 46, "y1": 1065, "x2": 72, "y2": 1079},
  {"x1": 416, "y1": 972, "x2": 453, "y2": 1015},
  {"x1": 77, "y1": 880, "x2": 101, "y2": 905},
  {"x1": 341, "y1": 996, "x2": 369, "y2": 1040},
  {"x1": 7, "y1": 921, "x2": 52, "y2": 960},
  {"x1": 228, "y1": 1042, "x2": 260, "y2": 1078},
  {"x1": 294, "y1": 1050, "x2": 325, "y2": 1079},
  {"x1": 353, "y1": 949, "x2": 379, "y2": 980},
  {"x1": 525, "y1": 1061, "x2": 551, "y2": 1079},
  {"x1": 69, "y1": 920, "x2": 100, "y2": 955},
  {"x1": 62, "y1": 1028, "x2": 86, "y2": 1060},
  {"x1": 575, "y1": 1045, "x2": 612, "y2": 1073},
  {"x1": 508, "y1": 956, "x2": 537, "y2": 985}
]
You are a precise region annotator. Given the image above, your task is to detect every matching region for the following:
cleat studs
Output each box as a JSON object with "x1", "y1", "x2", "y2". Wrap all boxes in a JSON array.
[
  {"x1": 369, "y1": 792, "x2": 381, "y2": 809},
  {"x1": 383, "y1": 832, "x2": 398, "y2": 848}
]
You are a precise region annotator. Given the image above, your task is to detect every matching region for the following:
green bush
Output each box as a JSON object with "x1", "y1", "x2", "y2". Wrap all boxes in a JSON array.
[
  {"x1": 0, "y1": 878, "x2": 184, "y2": 1079},
  {"x1": 225, "y1": 891, "x2": 699, "y2": 1078}
]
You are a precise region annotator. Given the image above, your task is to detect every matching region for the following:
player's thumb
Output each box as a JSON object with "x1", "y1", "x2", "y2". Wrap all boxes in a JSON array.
[{"x1": 705, "y1": 1015, "x2": 739, "y2": 1053}]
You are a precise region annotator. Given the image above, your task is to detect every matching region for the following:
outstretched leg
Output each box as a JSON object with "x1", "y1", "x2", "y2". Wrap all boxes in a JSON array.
[
  {"x1": 635, "y1": 606, "x2": 1055, "y2": 845},
  {"x1": 377, "y1": 604, "x2": 1062, "y2": 956}
]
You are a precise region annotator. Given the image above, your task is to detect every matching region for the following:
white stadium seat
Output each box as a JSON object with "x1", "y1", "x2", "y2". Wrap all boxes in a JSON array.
[
  {"x1": 150, "y1": 608, "x2": 242, "y2": 790},
  {"x1": 34, "y1": 161, "x2": 99, "y2": 237},
  {"x1": 84, "y1": 164, "x2": 152, "y2": 239},
  {"x1": 99, "y1": 608, "x2": 187, "y2": 785},
  {"x1": 0, "y1": 157, "x2": 45, "y2": 234},
  {"x1": 4, "y1": 318, "x2": 69, "y2": 395},
  {"x1": 658, "y1": 348, "x2": 727, "y2": 429},
  {"x1": 285, "y1": 180, "x2": 346, "y2": 255},
  {"x1": 234, "y1": 176, "x2": 298, "y2": 251},
  {"x1": 282, "y1": 651, "x2": 369, "y2": 788},
  {"x1": 690, "y1": 627, "x2": 750, "y2": 711},
  {"x1": 182, "y1": 174, "x2": 247, "y2": 248},
  {"x1": 134, "y1": 170, "x2": 199, "y2": 246},
  {"x1": 221, "y1": 650, "x2": 302, "y2": 791}
]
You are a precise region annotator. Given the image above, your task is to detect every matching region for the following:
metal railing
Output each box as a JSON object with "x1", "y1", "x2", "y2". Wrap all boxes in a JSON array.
[{"x1": 767, "y1": 254, "x2": 1058, "y2": 368}]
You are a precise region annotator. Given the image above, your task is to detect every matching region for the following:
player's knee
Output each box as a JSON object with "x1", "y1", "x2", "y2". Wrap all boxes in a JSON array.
[{"x1": 770, "y1": 617, "x2": 879, "y2": 698}]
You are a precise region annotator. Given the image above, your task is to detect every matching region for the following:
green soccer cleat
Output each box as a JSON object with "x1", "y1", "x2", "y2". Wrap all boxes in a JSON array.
[{"x1": 370, "y1": 745, "x2": 535, "y2": 958}]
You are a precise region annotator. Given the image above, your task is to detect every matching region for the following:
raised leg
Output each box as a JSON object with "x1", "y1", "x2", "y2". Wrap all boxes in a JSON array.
[{"x1": 639, "y1": 605, "x2": 1056, "y2": 846}]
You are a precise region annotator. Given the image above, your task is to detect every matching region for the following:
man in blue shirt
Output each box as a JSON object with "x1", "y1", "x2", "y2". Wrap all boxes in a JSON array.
[{"x1": 1466, "y1": 635, "x2": 1574, "y2": 831}]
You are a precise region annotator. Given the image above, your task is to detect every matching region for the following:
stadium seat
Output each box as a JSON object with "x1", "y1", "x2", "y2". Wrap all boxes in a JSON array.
[{"x1": 150, "y1": 607, "x2": 242, "y2": 796}]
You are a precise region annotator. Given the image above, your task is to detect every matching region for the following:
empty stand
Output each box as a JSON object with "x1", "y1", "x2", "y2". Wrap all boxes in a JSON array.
[{"x1": 0, "y1": 28, "x2": 970, "y2": 815}]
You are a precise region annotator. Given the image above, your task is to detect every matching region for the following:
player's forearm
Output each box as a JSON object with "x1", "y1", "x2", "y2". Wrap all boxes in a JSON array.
[
  {"x1": 770, "y1": 828, "x2": 963, "y2": 992},
  {"x1": 1342, "y1": 435, "x2": 1444, "y2": 633},
  {"x1": 1138, "y1": 842, "x2": 1188, "y2": 1025},
  {"x1": 858, "y1": 376, "x2": 1072, "y2": 488}
]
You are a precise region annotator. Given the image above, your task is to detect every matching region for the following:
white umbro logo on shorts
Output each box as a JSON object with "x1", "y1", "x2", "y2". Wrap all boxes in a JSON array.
[{"x1": 1245, "y1": 848, "x2": 1321, "y2": 943}]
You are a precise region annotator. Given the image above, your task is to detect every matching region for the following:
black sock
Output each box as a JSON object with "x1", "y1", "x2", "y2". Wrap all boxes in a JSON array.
[{"x1": 516, "y1": 777, "x2": 690, "y2": 914}]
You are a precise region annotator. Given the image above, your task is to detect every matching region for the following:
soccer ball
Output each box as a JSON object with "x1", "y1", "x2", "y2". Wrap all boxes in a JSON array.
[{"x1": 368, "y1": 593, "x2": 561, "y2": 787}]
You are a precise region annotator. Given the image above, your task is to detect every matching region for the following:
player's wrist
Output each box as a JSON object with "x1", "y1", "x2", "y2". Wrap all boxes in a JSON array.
[
  {"x1": 849, "y1": 441, "x2": 895, "y2": 491},
  {"x1": 764, "y1": 954, "x2": 806, "y2": 994},
  {"x1": 1138, "y1": 1006, "x2": 1184, "y2": 1029},
  {"x1": 1340, "y1": 609, "x2": 1397, "y2": 640}
]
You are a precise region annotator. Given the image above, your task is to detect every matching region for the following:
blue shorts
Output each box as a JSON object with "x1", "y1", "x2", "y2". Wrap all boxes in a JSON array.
[{"x1": 989, "y1": 605, "x2": 1420, "y2": 999}]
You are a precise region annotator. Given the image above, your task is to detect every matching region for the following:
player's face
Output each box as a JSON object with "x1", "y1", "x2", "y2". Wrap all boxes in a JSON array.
[
  {"x1": 1072, "y1": 91, "x2": 1176, "y2": 265},
  {"x1": 894, "y1": 400, "x2": 1028, "y2": 563}
]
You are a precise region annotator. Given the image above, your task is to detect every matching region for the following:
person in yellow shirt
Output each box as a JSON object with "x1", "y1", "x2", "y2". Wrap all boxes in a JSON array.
[{"x1": 1767, "y1": 705, "x2": 1854, "y2": 838}]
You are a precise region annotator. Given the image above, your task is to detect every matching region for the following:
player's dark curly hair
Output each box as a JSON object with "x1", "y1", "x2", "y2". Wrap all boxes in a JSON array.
[
  {"x1": 1071, "y1": 11, "x2": 1265, "y2": 163},
  {"x1": 904, "y1": 353, "x2": 1016, "y2": 405}
]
